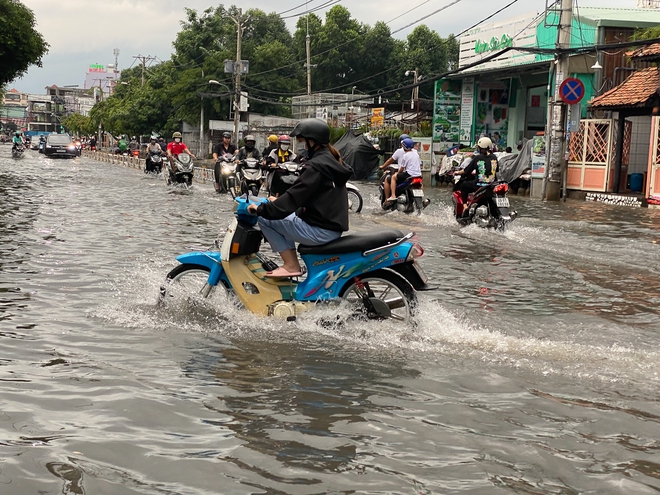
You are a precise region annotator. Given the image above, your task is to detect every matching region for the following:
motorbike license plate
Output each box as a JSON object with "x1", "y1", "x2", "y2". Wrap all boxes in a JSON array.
[
  {"x1": 412, "y1": 189, "x2": 424, "y2": 197},
  {"x1": 496, "y1": 197, "x2": 510, "y2": 207}
]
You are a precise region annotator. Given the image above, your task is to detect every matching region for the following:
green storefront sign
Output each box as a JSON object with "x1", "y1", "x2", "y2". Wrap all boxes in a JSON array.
[{"x1": 474, "y1": 34, "x2": 514, "y2": 54}]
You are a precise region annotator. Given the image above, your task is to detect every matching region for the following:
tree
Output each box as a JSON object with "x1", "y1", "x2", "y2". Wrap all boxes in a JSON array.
[
  {"x1": 61, "y1": 113, "x2": 94, "y2": 136},
  {"x1": 0, "y1": 0, "x2": 49, "y2": 88}
]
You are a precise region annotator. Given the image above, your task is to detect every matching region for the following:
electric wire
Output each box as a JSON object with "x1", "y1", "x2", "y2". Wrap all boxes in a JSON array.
[{"x1": 245, "y1": 0, "x2": 520, "y2": 96}]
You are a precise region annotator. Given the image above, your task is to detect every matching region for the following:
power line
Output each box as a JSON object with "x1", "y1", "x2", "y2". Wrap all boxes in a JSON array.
[
  {"x1": 245, "y1": 0, "x2": 520, "y2": 97},
  {"x1": 280, "y1": 0, "x2": 342, "y2": 19},
  {"x1": 276, "y1": 0, "x2": 320, "y2": 15}
]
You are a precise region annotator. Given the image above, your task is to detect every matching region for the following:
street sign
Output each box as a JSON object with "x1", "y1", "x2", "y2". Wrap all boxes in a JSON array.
[{"x1": 559, "y1": 78, "x2": 585, "y2": 105}]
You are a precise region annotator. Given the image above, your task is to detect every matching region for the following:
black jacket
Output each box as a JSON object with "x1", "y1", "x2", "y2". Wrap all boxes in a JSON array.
[
  {"x1": 236, "y1": 146, "x2": 261, "y2": 161},
  {"x1": 262, "y1": 143, "x2": 277, "y2": 158},
  {"x1": 257, "y1": 147, "x2": 353, "y2": 232}
]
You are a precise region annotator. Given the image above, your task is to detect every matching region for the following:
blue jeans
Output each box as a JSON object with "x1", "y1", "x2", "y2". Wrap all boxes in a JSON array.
[{"x1": 258, "y1": 213, "x2": 341, "y2": 253}]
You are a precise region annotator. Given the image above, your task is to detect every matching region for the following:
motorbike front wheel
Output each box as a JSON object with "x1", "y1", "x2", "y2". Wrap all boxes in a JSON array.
[
  {"x1": 347, "y1": 189, "x2": 363, "y2": 213},
  {"x1": 160, "y1": 264, "x2": 235, "y2": 307},
  {"x1": 339, "y1": 270, "x2": 416, "y2": 321}
]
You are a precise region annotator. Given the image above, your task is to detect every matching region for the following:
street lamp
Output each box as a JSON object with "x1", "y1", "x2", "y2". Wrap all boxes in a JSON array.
[{"x1": 209, "y1": 80, "x2": 233, "y2": 121}]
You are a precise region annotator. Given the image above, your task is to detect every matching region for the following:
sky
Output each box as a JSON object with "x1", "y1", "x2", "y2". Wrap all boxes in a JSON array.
[{"x1": 14, "y1": 0, "x2": 637, "y2": 95}]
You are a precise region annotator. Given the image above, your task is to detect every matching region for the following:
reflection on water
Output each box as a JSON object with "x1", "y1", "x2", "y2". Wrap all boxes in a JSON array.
[{"x1": 1, "y1": 150, "x2": 660, "y2": 493}]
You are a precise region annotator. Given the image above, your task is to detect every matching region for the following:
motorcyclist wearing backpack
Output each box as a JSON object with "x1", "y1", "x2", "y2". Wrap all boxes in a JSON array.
[{"x1": 455, "y1": 136, "x2": 499, "y2": 202}]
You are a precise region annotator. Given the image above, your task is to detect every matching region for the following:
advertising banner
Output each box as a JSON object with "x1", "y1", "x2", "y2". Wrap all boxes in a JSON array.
[
  {"x1": 460, "y1": 77, "x2": 475, "y2": 144},
  {"x1": 371, "y1": 107, "x2": 385, "y2": 128},
  {"x1": 474, "y1": 80, "x2": 511, "y2": 149},
  {"x1": 433, "y1": 79, "x2": 461, "y2": 146},
  {"x1": 414, "y1": 137, "x2": 433, "y2": 172},
  {"x1": 531, "y1": 134, "x2": 546, "y2": 178}
]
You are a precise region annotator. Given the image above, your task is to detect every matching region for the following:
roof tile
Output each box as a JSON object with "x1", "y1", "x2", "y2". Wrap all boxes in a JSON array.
[
  {"x1": 626, "y1": 43, "x2": 660, "y2": 60},
  {"x1": 590, "y1": 67, "x2": 659, "y2": 108}
]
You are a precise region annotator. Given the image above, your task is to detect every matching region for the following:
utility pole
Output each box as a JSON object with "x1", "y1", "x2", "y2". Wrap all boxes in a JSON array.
[
  {"x1": 543, "y1": 0, "x2": 573, "y2": 201},
  {"x1": 200, "y1": 69, "x2": 205, "y2": 158},
  {"x1": 132, "y1": 55, "x2": 156, "y2": 86},
  {"x1": 231, "y1": 9, "x2": 245, "y2": 142}
]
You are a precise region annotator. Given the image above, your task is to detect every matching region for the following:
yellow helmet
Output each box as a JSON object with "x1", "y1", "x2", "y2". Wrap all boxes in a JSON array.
[{"x1": 268, "y1": 134, "x2": 278, "y2": 143}]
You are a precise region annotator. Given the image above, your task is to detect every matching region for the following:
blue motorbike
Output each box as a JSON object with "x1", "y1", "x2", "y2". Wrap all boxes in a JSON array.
[{"x1": 160, "y1": 197, "x2": 429, "y2": 321}]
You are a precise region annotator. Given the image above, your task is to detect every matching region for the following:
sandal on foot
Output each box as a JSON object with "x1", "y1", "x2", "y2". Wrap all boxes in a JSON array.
[{"x1": 265, "y1": 267, "x2": 303, "y2": 278}]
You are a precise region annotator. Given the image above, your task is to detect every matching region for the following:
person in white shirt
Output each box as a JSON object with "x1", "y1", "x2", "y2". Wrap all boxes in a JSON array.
[
  {"x1": 386, "y1": 138, "x2": 421, "y2": 201},
  {"x1": 379, "y1": 133, "x2": 410, "y2": 172}
]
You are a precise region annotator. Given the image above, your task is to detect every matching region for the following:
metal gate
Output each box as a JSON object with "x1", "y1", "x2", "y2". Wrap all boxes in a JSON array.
[
  {"x1": 649, "y1": 116, "x2": 660, "y2": 200},
  {"x1": 567, "y1": 119, "x2": 631, "y2": 192}
]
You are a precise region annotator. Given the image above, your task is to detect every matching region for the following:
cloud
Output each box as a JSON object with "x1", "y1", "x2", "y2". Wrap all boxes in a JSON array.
[{"x1": 15, "y1": 0, "x2": 625, "y2": 94}]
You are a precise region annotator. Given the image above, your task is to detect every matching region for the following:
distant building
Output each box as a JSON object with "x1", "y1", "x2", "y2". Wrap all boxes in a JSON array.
[
  {"x1": 84, "y1": 63, "x2": 120, "y2": 96},
  {"x1": 27, "y1": 86, "x2": 96, "y2": 133},
  {"x1": 1, "y1": 88, "x2": 29, "y2": 129},
  {"x1": 291, "y1": 93, "x2": 372, "y2": 126}
]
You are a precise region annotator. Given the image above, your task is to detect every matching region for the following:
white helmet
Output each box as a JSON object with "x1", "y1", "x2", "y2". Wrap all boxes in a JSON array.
[{"x1": 477, "y1": 137, "x2": 493, "y2": 151}]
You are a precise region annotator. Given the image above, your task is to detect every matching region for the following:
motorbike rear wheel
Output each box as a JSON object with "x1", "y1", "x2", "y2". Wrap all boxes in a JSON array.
[
  {"x1": 339, "y1": 269, "x2": 416, "y2": 321},
  {"x1": 347, "y1": 189, "x2": 363, "y2": 213},
  {"x1": 160, "y1": 263, "x2": 236, "y2": 307}
]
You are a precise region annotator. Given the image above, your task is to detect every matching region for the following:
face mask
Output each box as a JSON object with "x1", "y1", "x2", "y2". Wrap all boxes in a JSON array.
[
  {"x1": 280, "y1": 144, "x2": 289, "y2": 151},
  {"x1": 175, "y1": 138, "x2": 181, "y2": 143},
  {"x1": 297, "y1": 140, "x2": 307, "y2": 153}
]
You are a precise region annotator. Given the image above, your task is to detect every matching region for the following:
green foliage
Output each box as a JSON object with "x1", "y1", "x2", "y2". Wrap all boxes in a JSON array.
[
  {"x1": 90, "y1": 3, "x2": 459, "y2": 137},
  {"x1": 61, "y1": 113, "x2": 94, "y2": 135},
  {"x1": 630, "y1": 26, "x2": 660, "y2": 41},
  {"x1": 329, "y1": 126, "x2": 346, "y2": 144},
  {"x1": 0, "y1": 0, "x2": 49, "y2": 88}
]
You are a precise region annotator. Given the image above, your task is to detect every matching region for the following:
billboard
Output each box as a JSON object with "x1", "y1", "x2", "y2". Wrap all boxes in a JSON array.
[{"x1": 459, "y1": 12, "x2": 538, "y2": 73}]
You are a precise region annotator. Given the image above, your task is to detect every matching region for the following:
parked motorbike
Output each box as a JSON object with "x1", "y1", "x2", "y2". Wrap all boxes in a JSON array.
[
  {"x1": 379, "y1": 170, "x2": 430, "y2": 215},
  {"x1": 145, "y1": 151, "x2": 163, "y2": 174},
  {"x1": 346, "y1": 182, "x2": 363, "y2": 213},
  {"x1": 452, "y1": 180, "x2": 518, "y2": 230},
  {"x1": 160, "y1": 196, "x2": 429, "y2": 321},
  {"x1": 168, "y1": 154, "x2": 194, "y2": 187},
  {"x1": 11, "y1": 144, "x2": 26, "y2": 159},
  {"x1": 238, "y1": 157, "x2": 263, "y2": 197}
]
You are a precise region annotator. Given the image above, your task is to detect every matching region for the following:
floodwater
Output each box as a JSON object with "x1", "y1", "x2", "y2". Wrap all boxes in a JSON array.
[{"x1": 1, "y1": 146, "x2": 659, "y2": 494}]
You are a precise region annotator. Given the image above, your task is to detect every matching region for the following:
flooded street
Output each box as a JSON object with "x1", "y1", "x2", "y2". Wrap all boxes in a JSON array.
[{"x1": 1, "y1": 146, "x2": 660, "y2": 494}]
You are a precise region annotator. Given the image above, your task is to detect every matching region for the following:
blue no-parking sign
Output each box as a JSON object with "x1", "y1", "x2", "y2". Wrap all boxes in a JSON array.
[{"x1": 559, "y1": 78, "x2": 585, "y2": 105}]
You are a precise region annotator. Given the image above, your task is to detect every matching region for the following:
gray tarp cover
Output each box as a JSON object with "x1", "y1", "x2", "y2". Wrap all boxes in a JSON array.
[
  {"x1": 497, "y1": 139, "x2": 533, "y2": 183},
  {"x1": 334, "y1": 131, "x2": 383, "y2": 180}
]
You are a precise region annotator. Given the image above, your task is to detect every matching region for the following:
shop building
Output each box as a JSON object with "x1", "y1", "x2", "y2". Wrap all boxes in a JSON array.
[{"x1": 433, "y1": 7, "x2": 660, "y2": 196}]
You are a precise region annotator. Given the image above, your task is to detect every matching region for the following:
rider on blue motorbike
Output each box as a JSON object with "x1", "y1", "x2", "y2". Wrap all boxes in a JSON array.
[
  {"x1": 385, "y1": 137, "x2": 421, "y2": 203},
  {"x1": 247, "y1": 118, "x2": 353, "y2": 278}
]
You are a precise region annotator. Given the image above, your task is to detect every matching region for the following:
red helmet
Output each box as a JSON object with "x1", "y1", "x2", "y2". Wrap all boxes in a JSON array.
[{"x1": 278, "y1": 135, "x2": 290, "y2": 144}]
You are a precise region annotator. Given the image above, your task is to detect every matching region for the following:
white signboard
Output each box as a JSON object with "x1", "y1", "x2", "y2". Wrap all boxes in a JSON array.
[
  {"x1": 460, "y1": 77, "x2": 474, "y2": 144},
  {"x1": 459, "y1": 12, "x2": 538, "y2": 72},
  {"x1": 414, "y1": 137, "x2": 433, "y2": 172}
]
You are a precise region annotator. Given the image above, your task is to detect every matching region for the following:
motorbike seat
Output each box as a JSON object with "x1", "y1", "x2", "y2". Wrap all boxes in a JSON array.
[{"x1": 298, "y1": 229, "x2": 404, "y2": 255}]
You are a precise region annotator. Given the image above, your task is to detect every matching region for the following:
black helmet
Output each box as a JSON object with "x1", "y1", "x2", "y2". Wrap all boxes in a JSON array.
[
  {"x1": 290, "y1": 118, "x2": 330, "y2": 145},
  {"x1": 222, "y1": 131, "x2": 231, "y2": 139}
]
